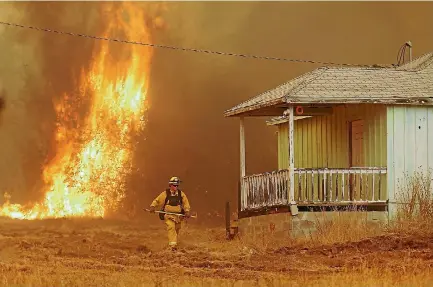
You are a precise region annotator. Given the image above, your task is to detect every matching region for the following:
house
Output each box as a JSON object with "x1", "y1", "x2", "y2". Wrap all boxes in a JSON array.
[{"x1": 224, "y1": 51, "x2": 433, "y2": 236}]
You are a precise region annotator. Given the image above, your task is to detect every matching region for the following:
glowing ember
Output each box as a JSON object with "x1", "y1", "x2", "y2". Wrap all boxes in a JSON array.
[{"x1": 0, "y1": 4, "x2": 152, "y2": 219}]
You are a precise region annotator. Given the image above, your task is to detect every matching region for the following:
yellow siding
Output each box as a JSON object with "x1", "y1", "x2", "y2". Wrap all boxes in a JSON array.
[
  {"x1": 284, "y1": 104, "x2": 388, "y2": 168},
  {"x1": 276, "y1": 104, "x2": 388, "y2": 201}
]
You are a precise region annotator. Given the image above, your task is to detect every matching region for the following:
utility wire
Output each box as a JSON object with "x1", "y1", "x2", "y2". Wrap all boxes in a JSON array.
[{"x1": 0, "y1": 21, "x2": 391, "y2": 68}]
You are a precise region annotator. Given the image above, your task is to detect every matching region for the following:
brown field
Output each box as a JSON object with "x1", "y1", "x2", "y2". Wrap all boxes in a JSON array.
[{"x1": 0, "y1": 211, "x2": 432, "y2": 287}]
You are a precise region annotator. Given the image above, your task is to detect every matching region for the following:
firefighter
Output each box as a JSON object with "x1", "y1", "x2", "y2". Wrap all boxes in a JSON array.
[{"x1": 149, "y1": 177, "x2": 191, "y2": 250}]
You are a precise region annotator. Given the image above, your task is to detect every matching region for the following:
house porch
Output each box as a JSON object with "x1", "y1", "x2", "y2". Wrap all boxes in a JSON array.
[{"x1": 238, "y1": 104, "x2": 388, "y2": 218}]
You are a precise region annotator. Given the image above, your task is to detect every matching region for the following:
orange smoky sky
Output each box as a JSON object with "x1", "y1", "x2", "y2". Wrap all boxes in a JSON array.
[{"x1": 0, "y1": 1, "x2": 432, "y2": 218}]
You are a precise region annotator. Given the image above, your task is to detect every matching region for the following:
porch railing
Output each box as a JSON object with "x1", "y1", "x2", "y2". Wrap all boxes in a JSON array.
[
  {"x1": 240, "y1": 167, "x2": 387, "y2": 211},
  {"x1": 241, "y1": 169, "x2": 289, "y2": 211},
  {"x1": 294, "y1": 167, "x2": 387, "y2": 203}
]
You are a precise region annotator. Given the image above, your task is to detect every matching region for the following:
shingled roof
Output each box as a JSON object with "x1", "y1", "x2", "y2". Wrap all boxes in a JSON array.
[{"x1": 224, "y1": 52, "x2": 433, "y2": 117}]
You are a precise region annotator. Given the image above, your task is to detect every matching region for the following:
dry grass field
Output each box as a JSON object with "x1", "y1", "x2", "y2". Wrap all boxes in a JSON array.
[
  {"x1": 0, "y1": 174, "x2": 432, "y2": 286},
  {"x1": 0, "y1": 212, "x2": 432, "y2": 287}
]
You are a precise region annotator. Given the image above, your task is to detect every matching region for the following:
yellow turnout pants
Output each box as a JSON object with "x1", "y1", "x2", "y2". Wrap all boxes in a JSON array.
[{"x1": 165, "y1": 217, "x2": 182, "y2": 247}]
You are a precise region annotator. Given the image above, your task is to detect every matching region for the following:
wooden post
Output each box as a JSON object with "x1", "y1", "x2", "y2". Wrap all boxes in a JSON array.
[
  {"x1": 239, "y1": 118, "x2": 246, "y2": 214},
  {"x1": 287, "y1": 106, "x2": 298, "y2": 215},
  {"x1": 240, "y1": 117, "x2": 246, "y2": 178},
  {"x1": 225, "y1": 201, "x2": 231, "y2": 240},
  {"x1": 237, "y1": 180, "x2": 242, "y2": 216}
]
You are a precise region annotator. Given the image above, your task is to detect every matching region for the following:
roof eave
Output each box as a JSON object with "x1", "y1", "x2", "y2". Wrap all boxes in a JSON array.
[
  {"x1": 285, "y1": 97, "x2": 433, "y2": 105},
  {"x1": 225, "y1": 97, "x2": 433, "y2": 117},
  {"x1": 224, "y1": 98, "x2": 287, "y2": 117}
]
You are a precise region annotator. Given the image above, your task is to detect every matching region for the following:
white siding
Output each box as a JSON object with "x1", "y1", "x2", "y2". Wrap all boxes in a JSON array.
[{"x1": 387, "y1": 106, "x2": 433, "y2": 203}]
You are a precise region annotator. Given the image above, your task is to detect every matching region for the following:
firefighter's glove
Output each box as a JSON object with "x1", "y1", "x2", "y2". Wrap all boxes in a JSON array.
[
  {"x1": 149, "y1": 206, "x2": 156, "y2": 213},
  {"x1": 184, "y1": 211, "x2": 190, "y2": 218}
]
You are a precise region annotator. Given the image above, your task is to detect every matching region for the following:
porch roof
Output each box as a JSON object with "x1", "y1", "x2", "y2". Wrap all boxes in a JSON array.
[{"x1": 225, "y1": 52, "x2": 433, "y2": 117}]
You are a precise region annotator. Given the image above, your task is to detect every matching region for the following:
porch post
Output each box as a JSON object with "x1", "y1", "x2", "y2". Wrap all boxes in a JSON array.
[
  {"x1": 240, "y1": 117, "x2": 246, "y2": 178},
  {"x1": 287, "y1": 106, "x2": 298, "y2": 215}
]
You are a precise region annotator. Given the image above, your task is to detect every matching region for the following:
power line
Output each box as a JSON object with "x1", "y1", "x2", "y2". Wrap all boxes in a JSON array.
[{"x1": 0, "y1": 20, "x2": 390, "y2": 68}]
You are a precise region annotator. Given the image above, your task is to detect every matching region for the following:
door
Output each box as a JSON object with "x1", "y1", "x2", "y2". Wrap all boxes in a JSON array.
[{"x1": 349, "y1": 120, "x2": 364, "y2": 200}]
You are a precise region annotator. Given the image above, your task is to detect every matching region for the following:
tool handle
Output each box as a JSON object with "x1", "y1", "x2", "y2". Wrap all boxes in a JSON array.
[{"x1": 143, "y1": 208, "x2": 197, "y2": 219}]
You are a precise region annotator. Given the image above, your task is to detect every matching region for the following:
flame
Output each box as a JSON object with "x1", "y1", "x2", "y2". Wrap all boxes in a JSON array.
[{"x1": 0, "y1": 4, "x2": 152, "y2": 219}]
